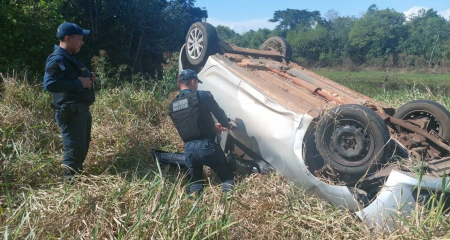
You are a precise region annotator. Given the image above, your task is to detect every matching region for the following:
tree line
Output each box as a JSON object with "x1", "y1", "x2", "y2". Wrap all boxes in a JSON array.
[
  {"x1": 1, "y1": 2, "x2": 449, "y2": 83},
  {"x1": 217, "y1": 5, "x2": 450, "y2": 71},
  {"x1": 0, "y1": 0, "x2": 206, "y2": 80}
]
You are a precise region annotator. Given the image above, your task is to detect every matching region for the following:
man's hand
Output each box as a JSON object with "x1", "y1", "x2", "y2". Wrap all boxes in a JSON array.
[
  {"x1": 79, "y1": 77, "x2": 92, "y2": 88},
  {"x1": 215, "y1": 123, "x2": 229, "y2": 133}
]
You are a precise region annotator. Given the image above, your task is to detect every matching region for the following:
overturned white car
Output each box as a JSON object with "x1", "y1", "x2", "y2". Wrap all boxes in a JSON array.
[{"x1": 173, "y1": 22, "x2": 450, "y2": 229}]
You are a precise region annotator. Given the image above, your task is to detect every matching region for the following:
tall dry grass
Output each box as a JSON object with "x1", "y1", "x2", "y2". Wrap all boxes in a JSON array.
[{"x1": 1, "y1": 73, "x2": 450, "y2": 239}]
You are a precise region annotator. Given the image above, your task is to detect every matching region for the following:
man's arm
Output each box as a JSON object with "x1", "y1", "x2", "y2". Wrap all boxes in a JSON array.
[
  {"x1": 43, "y1": 56, "x2": 89, "y2": 93},
  {"x1": 199, "y1": 91, "x2": 229, "y2": 127}
]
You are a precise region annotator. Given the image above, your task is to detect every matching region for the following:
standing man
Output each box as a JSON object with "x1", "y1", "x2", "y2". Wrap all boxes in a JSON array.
[
  {"x1": 44, "y1": 22, "x2": 95, "y2": 178},
  {"x1": 169, "y1": 69, "x2": 234, "y2": 196}
]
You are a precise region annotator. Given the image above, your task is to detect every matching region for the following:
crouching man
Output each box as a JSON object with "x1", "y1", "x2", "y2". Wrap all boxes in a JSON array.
[{"x1": 169, "y1": 69, "x2": 234, "y2": 196}]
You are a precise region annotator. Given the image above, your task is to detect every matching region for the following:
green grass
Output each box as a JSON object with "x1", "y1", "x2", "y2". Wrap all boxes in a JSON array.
[{"x1": 314, "y1": 69, "x2": 450, "y2": 97}]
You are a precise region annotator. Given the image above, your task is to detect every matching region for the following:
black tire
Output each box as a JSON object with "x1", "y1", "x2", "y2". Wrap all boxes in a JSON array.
[
  {"x1": 185, "y1": 22, "x2": 218, "y2": 66},
  {"x1": 259, "y1": 36, "x2": 293, "y2": 62},
  {"x1": 393, "y1": 100, "x2": 450, "y2": 141},
  {"x1": 315, "y1": 104, "x2": 392, "y2": 176}
]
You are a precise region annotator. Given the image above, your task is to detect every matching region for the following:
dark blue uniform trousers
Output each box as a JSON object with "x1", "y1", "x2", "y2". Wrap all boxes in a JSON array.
[
  {"x1": 55, "y1": 109, "x2": 92, "y2": 174},
  {"x1": 184, "y1": 138, "x2": 234, "y2": 194}
]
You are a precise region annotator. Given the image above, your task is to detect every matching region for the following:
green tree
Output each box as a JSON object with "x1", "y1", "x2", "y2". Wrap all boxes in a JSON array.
[
  {"x1": 348, "y1": 4, "x2": 407, "y2": 65},
  {"x1": 287, "y1": 24, "x2": 330, "y2": 65},
  {"x1": 269, "y1": 8, "x2": 323, "y2": 31},
  {"x1": 58, "y1": 0, "x2": 206, "y2": 73},
  {"x1": 401, "y1": 8, "x2": 450, "y2": 68},
  {"x1": 0, "y1": 0, "x2": 207, "y2": 80},
  {"x1": 237, "y1": 28, "x2": 273, "y2": 49},
  {"x1": 0, "y1": 0, "x2": 65, "y2": 76},
  {"x1": 216, "y1": 25, "x2": 240, "y2": 45},
  {"x1": 327, "y1": 14, "x2": 355, "y2": 63}
]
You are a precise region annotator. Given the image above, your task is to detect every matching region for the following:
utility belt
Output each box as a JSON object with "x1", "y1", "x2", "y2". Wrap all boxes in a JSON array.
[
  {"x1": 51, "y1": 103, "x2": 90, "y2": 125},
  {"x1": 51, "y1": 103, "x2": 90, "y2": 113}
]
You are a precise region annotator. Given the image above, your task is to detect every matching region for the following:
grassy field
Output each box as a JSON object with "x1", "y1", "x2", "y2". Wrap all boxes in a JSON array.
[
  {"x1": 1, "y1": 70, "x2": 450, "y2": 239},
  {"x1": 315, "y1": 69, "x2": 450, "y2": 98}
]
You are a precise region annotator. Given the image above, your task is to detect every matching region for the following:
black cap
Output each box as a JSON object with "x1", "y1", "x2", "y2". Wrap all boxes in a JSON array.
[
  {"x1": 178, "y1": 69, "x2": 202, "y2": 83},
  {"x1": 57, "y1": 22, "x2": 90, "y2": 38}
]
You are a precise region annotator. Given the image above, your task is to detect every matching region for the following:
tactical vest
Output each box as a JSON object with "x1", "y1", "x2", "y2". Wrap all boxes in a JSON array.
[
  {"x1": 48, "y1": 47, "x2": 95, "y2": 107},
  {"x1": 169, "y1": 91, "x2": 216, "y2": 142}
]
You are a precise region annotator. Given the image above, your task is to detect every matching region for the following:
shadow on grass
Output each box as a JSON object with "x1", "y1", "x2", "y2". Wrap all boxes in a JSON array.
[
  {"x1": 88, "y1": 143, "x2": 188, "y2": 185},
  {"x1": 104, "y1": 142, "x2": 260, "y2": 191}
]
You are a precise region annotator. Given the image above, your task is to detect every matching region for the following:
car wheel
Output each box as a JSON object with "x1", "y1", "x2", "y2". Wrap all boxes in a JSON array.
[
  {"x1": 259, "y1": 36, "x2": 293, "y2": 62},
  {"x1": 185, "y1": 22, "x2": 218, "y2": 66},
  {"x1": 315, "y1": 104, "x2": 392, "y2": 176},
  {"x1": 393, "y1": 100, "x2": 450, "y2": 141}
]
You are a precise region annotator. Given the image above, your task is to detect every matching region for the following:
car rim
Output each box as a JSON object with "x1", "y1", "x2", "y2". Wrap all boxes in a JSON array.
[
  {"x1": 187, "y1": 27, "x2": 204, "y2": 60},
  {"x1": 402, "y1": 110, "x2": 441, "y2": 135},
  {"x1": 325, "y1": 119, "x2": 373, "y2": 166}
]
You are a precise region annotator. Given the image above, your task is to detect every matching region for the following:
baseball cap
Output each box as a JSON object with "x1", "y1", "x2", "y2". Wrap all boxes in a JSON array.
[
  {"x1": 57, "y1": 22, "x2": 90, "y2": 38},
  {"x1": 178, "y1": 69, "x2": 203, "y2": 83}
]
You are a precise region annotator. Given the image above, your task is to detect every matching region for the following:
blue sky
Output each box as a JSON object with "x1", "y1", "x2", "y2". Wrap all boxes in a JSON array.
[{"x1": 194, "y1": 0, "x2": 450, "y2": 33}]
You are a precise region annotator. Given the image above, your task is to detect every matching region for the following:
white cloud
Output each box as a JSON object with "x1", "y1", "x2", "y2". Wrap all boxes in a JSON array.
[
  {"x1": 206, "y1": 18, "x2": 277, "y2": 34},
  {"x1": 404, "y1": 6, "x2": 450, "y2": 21},
  {"x1": 403, "y1": 6, "x2": 430, "y2": 21},
  {"x1": 439, "y1": 9, "x2": 450, "y2": 20}
]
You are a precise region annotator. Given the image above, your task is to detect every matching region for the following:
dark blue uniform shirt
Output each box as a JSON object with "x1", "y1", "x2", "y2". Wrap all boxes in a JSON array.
[
  {"x1": 44, "y1": 45, "x2": 95, "y2": 107},
  {"x1": 180, "y1": 89, "x2": 229, "y2": 127}
]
